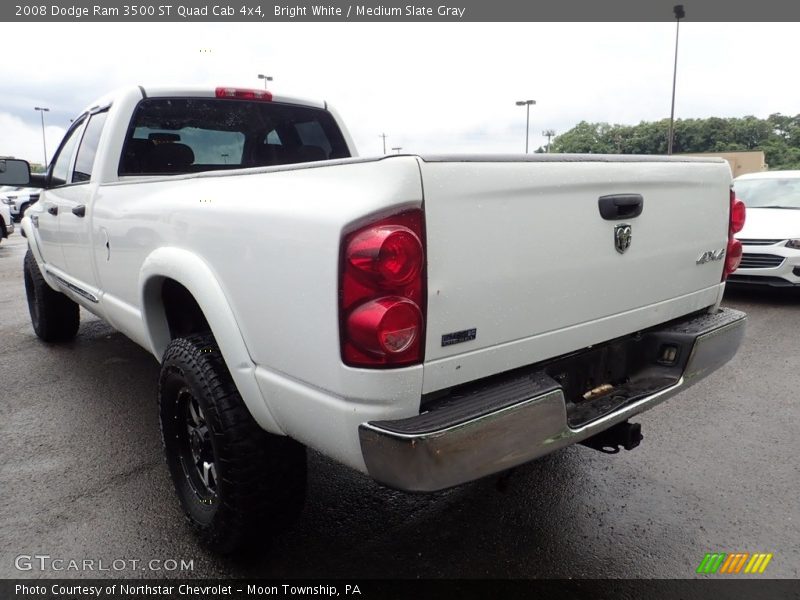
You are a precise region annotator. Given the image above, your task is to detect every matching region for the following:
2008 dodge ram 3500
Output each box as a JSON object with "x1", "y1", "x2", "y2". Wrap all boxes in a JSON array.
[{"x1": 2, "y1": 86, "x2": 747, "y2": 553}]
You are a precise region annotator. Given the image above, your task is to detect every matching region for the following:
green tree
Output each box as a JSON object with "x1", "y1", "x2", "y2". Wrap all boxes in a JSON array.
[{"x1": 548, "y1": 114, "x2": 800, "y2": 170}]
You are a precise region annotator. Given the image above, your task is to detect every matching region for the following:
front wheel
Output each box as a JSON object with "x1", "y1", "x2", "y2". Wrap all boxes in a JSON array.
[
  {"x1": 24, "y1": 249, "x2": 80, "y2": 342},
  {"x1": 159, "y1": 333, "x2": 307, "y2": 554}
]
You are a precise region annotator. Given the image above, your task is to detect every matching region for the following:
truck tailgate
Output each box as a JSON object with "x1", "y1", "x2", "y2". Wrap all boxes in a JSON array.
[{"x1": 420, "y1": 155, "x2": 731, "y2": 393}]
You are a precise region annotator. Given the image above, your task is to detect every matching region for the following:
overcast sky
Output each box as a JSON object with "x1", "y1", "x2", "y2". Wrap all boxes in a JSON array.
[{"x1": 1, "y1": 22, "x2": 798, "y2": 164}]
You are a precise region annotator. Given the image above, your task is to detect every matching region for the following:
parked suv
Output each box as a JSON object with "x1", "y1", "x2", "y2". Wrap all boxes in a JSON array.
[{"x1": 0, "y1": 186, "x2": 41, "y2": 222}]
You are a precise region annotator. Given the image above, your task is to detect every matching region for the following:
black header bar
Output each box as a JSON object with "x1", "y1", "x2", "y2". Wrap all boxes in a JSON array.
[{"x1": 4, "y1": 0, "x2": 800, "y2": 22}]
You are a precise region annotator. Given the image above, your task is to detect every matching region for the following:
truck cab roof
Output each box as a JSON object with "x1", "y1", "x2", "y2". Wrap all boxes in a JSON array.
[{"x1": 80, "y1": 85, "x2": 327, "y2": 117}]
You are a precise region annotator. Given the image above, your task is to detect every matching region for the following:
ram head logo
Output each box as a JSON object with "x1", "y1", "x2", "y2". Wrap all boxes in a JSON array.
[{"x1": 614, "y1": 224, "x2": 632, "y2": 254}]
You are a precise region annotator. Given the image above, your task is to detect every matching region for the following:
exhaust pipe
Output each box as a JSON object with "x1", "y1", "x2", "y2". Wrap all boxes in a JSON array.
[{"x1": 580, "y1": 421, "x2": 643, "y2": 454}]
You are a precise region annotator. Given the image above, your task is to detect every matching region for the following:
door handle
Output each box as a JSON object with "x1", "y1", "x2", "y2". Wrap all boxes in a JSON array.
[
  {"x1": 46, "y1": 205, "x2": 58, "y2": 216},
  {"x1": 72, "y1": 204, "x2": 86, "y2": 218},
  {"x1": 598, "y1": 194, "x2": 644, "y2": 220}
]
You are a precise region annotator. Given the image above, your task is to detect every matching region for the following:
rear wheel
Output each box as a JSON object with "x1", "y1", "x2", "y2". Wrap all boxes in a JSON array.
[
  {"x1": 159, "y1": 333, "x2": 307, "y2": 554},
  {"x1": 24, "y1": 249, "x2": 80, "y2": 342}
]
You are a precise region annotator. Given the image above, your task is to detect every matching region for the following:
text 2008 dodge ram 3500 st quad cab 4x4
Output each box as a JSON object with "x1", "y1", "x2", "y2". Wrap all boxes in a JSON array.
[{"x1": 1, "y1": 86, "x2": 747, "y2": 553}]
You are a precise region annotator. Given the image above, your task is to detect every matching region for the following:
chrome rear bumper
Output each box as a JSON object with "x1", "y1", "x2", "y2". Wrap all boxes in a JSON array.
[{"x1": 359, "y1": 308, "x2": 746, "y2": 492}]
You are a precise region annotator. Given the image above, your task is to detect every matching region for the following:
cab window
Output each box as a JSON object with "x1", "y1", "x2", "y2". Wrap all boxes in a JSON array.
[
  {"x1": 72, "y1": 111, "x2": 109, "y2": 183},
  {"x1": 119, "y1": 97, "x2": 350, "y2": 175},
  {"x1": 49, "y1": 118, "x2": 86, "y2": 187}
]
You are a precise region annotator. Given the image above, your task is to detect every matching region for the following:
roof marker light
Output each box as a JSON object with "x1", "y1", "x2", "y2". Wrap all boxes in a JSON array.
[{"x1": 214, "y1": 87, "x2": 273, "y2": 102}]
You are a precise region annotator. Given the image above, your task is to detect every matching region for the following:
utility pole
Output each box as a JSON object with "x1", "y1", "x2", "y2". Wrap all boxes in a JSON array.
[
  {"x1": 379, "y1": 133, "x2": 388, "y2": 154},
  {"x1": 515, "y1": 100, "x2": 536, "y2": 153},
  {"x1": 34, "y1": 106, "x2": 49, "y2": 166},
  {"x1": 257, "y1": 74, "x2": 273, "y2": 90},
  {"x1": 542, "y1": 129, "x2": 556, "y2": 153},
  {"x1": 667, "y1": 4, "x2": 685, "y2": 155}
]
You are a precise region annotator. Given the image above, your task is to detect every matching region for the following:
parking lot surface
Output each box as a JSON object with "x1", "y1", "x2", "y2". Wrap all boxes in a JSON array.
[{"x1": 1, "y1": 233, "x2": 798, "y2": 579}]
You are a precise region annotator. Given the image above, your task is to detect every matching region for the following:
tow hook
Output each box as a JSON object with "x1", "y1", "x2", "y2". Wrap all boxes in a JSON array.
[{"x1": 580, "y1": 421, "x2": 643, "y2": 454}]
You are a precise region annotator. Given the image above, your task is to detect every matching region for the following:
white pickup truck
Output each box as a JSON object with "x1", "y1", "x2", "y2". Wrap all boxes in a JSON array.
[{"x1": 2, "y1": 86, "x2": 747, "y2": 554}]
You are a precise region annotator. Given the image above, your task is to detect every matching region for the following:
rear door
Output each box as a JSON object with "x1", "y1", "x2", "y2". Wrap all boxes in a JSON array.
[
  {"x1": 36, "y1": 117, "x2": 86, "y2": 272},
  {"x1": 56, "y1": 108, "x2": 109, "y2": 295}
]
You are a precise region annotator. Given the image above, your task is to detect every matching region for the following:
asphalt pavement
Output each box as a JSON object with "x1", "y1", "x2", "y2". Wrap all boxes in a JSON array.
[{"x1": 1, "y1": 233, "x2": 798, "y2": 579}]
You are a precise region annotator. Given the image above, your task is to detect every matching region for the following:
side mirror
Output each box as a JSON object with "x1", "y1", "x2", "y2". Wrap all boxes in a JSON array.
[{"x1": 0, "y1": 158, "x2": 32, "y2": 186}]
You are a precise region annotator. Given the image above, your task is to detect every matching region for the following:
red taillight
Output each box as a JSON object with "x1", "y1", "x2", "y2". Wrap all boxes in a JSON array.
[
  {"x1": 347, "y1": 298, "x2": 422, "y2": 356},
  {"x1": 730, "y1": 192, "x2": 746, "y2": 234},
  {"x1": 340, "y1": 209, "x2": 426, "y2": 368},
  {"x1": 348, "y1": 226, "x2": 423, "y2": 287},
  {"x1": 723, "y1": 189, "x2": 746, "y2": 280},
  {"x1": 725, "y1": 238, "x2": 743, "y2": 275},
  {"x1": 215, "y1": 87, "x2": 273, "y2": 101}
]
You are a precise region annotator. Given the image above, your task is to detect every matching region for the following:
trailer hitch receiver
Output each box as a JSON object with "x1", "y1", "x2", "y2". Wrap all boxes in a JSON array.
[{"x1": 580, "y1": 421, "x2": 643, "y2": 454}]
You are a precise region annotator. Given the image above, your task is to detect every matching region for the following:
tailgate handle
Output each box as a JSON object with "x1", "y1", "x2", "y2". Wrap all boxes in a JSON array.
[{"x1": 598, "y1": 194, "x2": 643, "y2": 220}]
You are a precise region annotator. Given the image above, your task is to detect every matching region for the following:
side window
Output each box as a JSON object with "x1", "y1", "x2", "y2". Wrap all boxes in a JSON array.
[
  {"x1": 294, "y1": 121, "x2": 332, "y2": 156},
  {"x1": 265, "y1": 130, "x2": 281, "y2": 145},
  {"x1": 49, "y1": 119, "x2": 85, "y2": 187},
  {"x1": 72, "y1": 111, "x2": 109, "y2": 183}
]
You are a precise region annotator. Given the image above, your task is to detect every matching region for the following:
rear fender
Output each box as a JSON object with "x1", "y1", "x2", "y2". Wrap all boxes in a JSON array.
[{"x1": 139, "y1": 247, "x2": 283, "y2": 434}]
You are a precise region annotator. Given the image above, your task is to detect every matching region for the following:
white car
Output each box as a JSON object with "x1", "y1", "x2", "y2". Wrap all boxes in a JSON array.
[
  {"x1": 0, "y1": 186, "x2": 41, "y2": 221},
  {"x1": 731, "y1": 170, "x2": 800, "y2": 287},
  {"x1": 0, "y1": 201, "x2": 14, "y2": 244}
]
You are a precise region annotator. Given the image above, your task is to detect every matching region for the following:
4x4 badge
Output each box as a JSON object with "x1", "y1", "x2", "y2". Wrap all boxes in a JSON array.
[{"x1": 614, "y1": 224, "x2": 632, "y2": 254}]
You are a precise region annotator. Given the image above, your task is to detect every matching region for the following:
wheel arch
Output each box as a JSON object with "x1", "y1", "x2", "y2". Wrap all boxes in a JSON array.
[
  {"x1": 139, "y1": 247, "x2": 284, "y2": 434},
  {"x1": 21, "y1": 216, "x2": 42, "y2": 259},
  {"x1": 20, "y1": 216, "x2": 62, "y2": 290}
]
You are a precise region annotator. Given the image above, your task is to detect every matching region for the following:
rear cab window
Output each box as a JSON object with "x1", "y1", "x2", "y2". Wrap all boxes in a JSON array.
[
  {"x1": 118, "y1": 97, "x2": 350, "y2": 176},
  {"x1": 72, "y1": 110, "x2": 109, "y2": 183},
  {"x1": 48, "y1": 109, "x2": 110, "y2": 187},
  {"x1": 49, "y1": 117, "x2": 86, "y2": 187}
]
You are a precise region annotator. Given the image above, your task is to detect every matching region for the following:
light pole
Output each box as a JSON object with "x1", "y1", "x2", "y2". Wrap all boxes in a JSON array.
[
  {"x1": 391, "y1": 147, "x2": 402, "y2": 154},
  {"x1": 34, "y1": 106, "x2": 49, "y2": 166},
  {"x1": 257, "y1": 74, "x2": 273, "y2": 90},
  {"x1": 667, "y1": 4, "x2": 685, "y2": 155},
  {"x1": 515, "y1": 99, "x2": 536, "y2": 153},
  {"x1": 542, "y1": 129, "x2": 556, "y2": 153}
]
